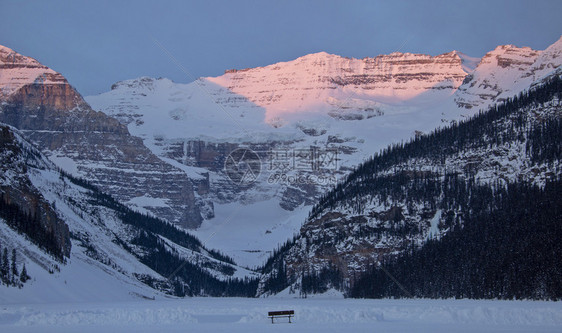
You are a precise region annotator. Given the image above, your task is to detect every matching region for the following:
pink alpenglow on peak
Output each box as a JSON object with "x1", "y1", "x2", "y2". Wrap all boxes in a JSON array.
[
  {"x1": 454, "y1": 35, "x2": 562, "y2": 109},
  {"x1": 0, "y1": 44, "x2": 86, "y2": 111},
  {"x1": 206, "y1": 51, "x2": 469, "y2": 125},
  {"x1": 0, "y1": 45, "x2": 65, "y2": 98}
]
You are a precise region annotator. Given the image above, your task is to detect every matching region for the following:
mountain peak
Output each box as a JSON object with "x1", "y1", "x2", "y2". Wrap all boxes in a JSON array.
[
  {"x1": 0, "y1": 44, "x2": 42, "y2": 66},
  {"x1": 0, "y1": 44, "x2": 63, "y2": 99},
  {"x1": 304, "y1": 51, "x2": 334, "y2": 58},
  {"x1": 109, "y1": 76, "x2": 170, "y2": 91},
  {"x1": 292, "y1": 51, "x2": 343, "y2": 64},
  {"x1": 206, "y1": 48, "x2": 469, "y2": 124},
  {"x1": 542, "y1": 35, "x2": 562, "y2": 53},
  {"x1": 487, "y1": 43, "x2": 536, "y2": 56},
  {"x1": 453, "y1": 38, "x2": 562, "y2": 110},
  {"x1": 478, "y1": 43, "x2": 539, "y2": 69}
]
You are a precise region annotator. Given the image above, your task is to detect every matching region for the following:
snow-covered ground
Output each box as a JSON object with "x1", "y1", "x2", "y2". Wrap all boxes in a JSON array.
[{"x1": 1, "y1": 297, "x2": 561, "y2": 333}]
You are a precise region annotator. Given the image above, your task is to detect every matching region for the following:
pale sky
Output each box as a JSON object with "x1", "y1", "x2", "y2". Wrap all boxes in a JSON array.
[{"x1": 1, "y1": 0, "x2": 561, "y2": 96}]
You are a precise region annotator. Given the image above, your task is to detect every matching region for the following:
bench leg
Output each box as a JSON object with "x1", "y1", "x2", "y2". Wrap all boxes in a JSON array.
[{"x1": 270, "y1": 315, "x2": 293, "y2": 323}]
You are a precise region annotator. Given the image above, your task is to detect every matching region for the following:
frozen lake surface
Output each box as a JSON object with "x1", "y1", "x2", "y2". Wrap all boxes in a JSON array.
[{"x1": 1, "y1": 296, "x2": 561, "y2": 333}]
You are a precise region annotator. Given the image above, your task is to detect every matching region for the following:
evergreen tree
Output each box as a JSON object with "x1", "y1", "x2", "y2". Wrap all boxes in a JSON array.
[
  {"x1": 11, "y1": 249, "x2": 18, "y2": 284},
  {"x1": 1, "y1": 248, "x2": 9, "y2": 285},
  {"x1": 19, "y1": 264, "x2": 29, "y2": 283},
  {"x1": 0, "y1": 243, "x2": 2, "y2": 284}
]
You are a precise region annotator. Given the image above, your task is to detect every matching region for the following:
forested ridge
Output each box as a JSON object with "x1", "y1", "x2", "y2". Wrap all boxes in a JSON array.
[
  {"x1": 311, "y1": 76, "x2": 561, "y2": 219},
  {"x1": 260, "y1": 75, "x2": 562, "y2": 299},
  {"x1": 351, "y1": 177, "x2": 562, "y2": 299}
]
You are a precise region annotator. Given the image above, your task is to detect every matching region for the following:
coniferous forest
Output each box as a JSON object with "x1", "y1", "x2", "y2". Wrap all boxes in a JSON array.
[
  {"x1": 310, "y1": 75, "x2": 562, "y2": 220},
  {"x1": 350, "y1": 178, "x2": 562, "y2": 300},
  {"x1": 346, "y1": 77, "x2": 562, "y2": 300},
  {"x1": 1, "y1": 126, "x2": 68, "y2": 261}
]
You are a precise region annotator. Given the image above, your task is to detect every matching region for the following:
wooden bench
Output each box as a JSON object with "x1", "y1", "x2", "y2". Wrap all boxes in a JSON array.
[{"x1": 268, "y1": 310, "x2": 294, "y2": 323}]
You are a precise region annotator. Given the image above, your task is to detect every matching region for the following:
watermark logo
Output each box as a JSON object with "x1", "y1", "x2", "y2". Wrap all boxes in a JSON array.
[
  {"x1": 267, "y1": 173, "x2": 337, "y2": 185},
  {"x1": 224, "y1": 147, "x2": 339, "y2": 186},
  {"x1": 268, "y1": 147, "x2": 338, "y2": 171},
  {"x1": 267, "y1": 147, "x2": 339, "y2": 185},
  {"x1": 224, "y1": 148, "x2": 262, "y2": 186}
]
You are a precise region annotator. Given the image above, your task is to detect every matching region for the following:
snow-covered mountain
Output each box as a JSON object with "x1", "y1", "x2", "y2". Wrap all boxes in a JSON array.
[
  {"x1": 1, "y1": 35, "x2": 561, "y2": 300},
  {"x1": 258, "y1": 74, "x2": 562, "y2": 297},
  {"x1": 454, "y1": 38, "x2": 562, "y2": 109},
  {"x1": 209, "y1": 50, "x2": 468, "y2": 124},
  {"x1": 0, "y1": 45, "x2": 202, "y2": 228},
  {"x1": 0, "y1": 123, "x2": 257, "y2": 302},
  {"x1": 86, "y1": 36, "x2": 562, "y2": 268}
]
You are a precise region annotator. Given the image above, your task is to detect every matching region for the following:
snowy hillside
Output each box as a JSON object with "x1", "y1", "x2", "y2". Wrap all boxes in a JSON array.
[{"x1": 0, "y1": 123, "x2": 257, "y2": 302}]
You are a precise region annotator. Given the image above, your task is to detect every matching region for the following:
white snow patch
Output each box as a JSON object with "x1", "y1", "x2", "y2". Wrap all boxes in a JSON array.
[
  {"x1": 128, "y1": 195, "x2": 171, "y2": 208},
  {"x1": 47, "y1": 155, "x2": 79, "y2": 175},
  {"x1": 428, "y1": 210, "x2": 442, "y2": 240}
]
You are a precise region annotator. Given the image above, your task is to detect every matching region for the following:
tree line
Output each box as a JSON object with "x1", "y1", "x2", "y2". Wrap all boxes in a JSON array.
[{"x1": 132, "y1": 230, "x2": 258, "y2": 297}]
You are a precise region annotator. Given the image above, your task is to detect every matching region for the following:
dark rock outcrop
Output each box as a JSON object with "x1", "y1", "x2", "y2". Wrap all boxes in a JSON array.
[{"x1": 0, "y1": 125, "x2": 71, "y2": 258}]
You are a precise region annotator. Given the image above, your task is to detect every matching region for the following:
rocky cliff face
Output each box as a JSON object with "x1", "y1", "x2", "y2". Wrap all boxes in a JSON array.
[{"x1": 0, "y1": 45, "x2": 203, "y2": 228}]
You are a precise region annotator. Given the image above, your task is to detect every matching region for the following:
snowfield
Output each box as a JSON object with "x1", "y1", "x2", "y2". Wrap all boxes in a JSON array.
[{"x1": 1, "y1": 297, "x2": 561, "y2": 333}]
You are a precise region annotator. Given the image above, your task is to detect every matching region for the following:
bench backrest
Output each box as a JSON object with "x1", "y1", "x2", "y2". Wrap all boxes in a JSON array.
[{"x1": 268, "y1": 310, "x2": 294, "y2": 316}]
